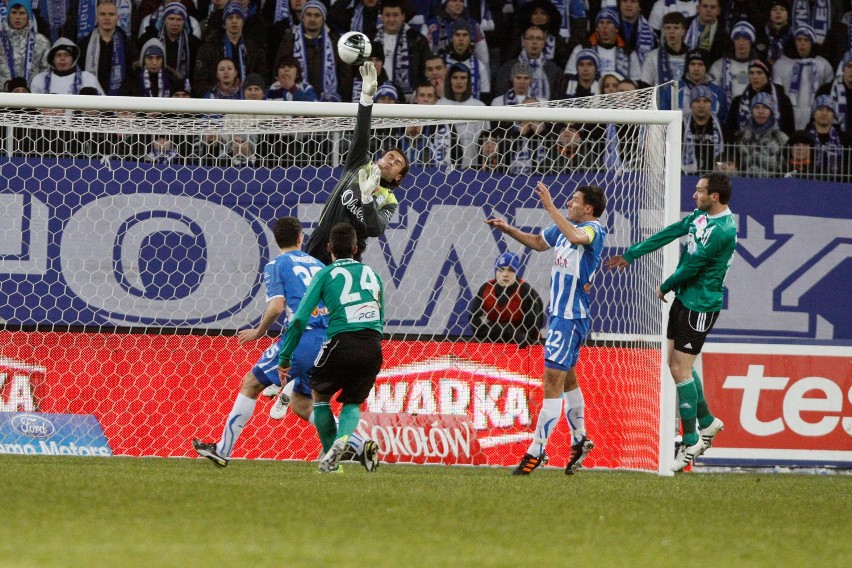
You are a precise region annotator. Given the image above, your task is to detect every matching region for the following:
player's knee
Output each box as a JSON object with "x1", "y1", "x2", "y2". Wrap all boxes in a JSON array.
[{"x1": 240, "y1": 372, "x2": 265, "y2": 398}]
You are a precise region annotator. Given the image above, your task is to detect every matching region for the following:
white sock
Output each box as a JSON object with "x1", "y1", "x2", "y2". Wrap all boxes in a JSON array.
[
  {"x1": 282, "y1": 379, "x2": 295, "y2": 398},
  {"x1": 348, "y1": 432, "x2": 365, "y2": 455},
  {"x1": 216, "y1": 393, "x2": 256, "y2": 458},
  {"x1": 563, "y1": 388, "x2": 586, "y2": 443},
  {"x1": 526, "y1": 398, "x2": 562, "y2": 456}
]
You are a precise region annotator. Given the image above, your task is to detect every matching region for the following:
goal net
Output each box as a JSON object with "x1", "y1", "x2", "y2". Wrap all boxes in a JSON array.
[{"x1": 0, "y1": 90, "x2": 680, "y2": 475}]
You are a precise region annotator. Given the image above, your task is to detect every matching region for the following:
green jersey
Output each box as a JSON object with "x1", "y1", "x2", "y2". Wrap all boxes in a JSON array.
[
  {"x1": 623, "y1": 209, "x2": 737, "y2": 312},
  {"x1": 279, "y1": 258, "x2": 384, "y2": 364}
]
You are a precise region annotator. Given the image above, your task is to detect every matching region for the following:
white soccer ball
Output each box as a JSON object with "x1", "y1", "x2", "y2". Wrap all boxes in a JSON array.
[{"x1": 337, "y1": 31, "x2": 372, "y2": 66}]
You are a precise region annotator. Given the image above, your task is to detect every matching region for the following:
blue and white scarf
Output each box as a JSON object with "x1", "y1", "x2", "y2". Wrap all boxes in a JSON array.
[
  {"x1": 603, "y1": 124, "x2": 622, "y2": 169},
  {"x1": 552, "y1": 0, "x2": 587, "y2": 40},
  {"x1": 157, "y1": 4, "x2": 192, "y2": 80},
  {"x1": 35, "y1": 0, "x2": 68, "y2": 42},
  {"x1": 376, "y1": 22, "x2": 413, "y2": 92},
  {"x1": 1, "y1": 25, "x2": 37, "y2": 81},
  {"x1": 465, "y1": 0, "x2": 494, "y2": 33},
  {"x1": 510, "y1": 137, "x2": 534, "y2": 175},
  {"x1": 77, "y1": 0, "x2": 132, "y2": 42},
  {"x1": 222, "y1": 33, "x2": 248, "y2": 82},
  {"x1": 682, "y1": 111, "x2": 723, "y2": 171},
  {"x1": 44, "y1": 68, "x2": 84, "y2": 93},
  {"x1": 141, "y1": 69, "x2": 168, "y2": 97},
  {"x1": 633, "y1": 16, "x2": 655, "y2": 64},
  {"x1": 789, "y1": 58, "x2": 821, "y2": 106},
  {"x1": 657, "y1": 45, "x2": 683, "y2": 84},
  {"x1": 84, "y1": 28, "x2": 127, "y2": 95},
  {"x1": 830, "y1": 77, "x2": 848, "y2": 133},
  {"x1": 518, "y1": 51, "x2": 549, "y2": 100},
  {"x1": 274, "y1": 0, "x2": 291, "y2": 24},
  {"x1": 433, "y1": 122, "x2": 452, "y2": 168},
  {"x1": 685, "y1": 20, "x2": 716, "y2": 52},
  {"x1": 501, "y1": 88, "x2": 520, "y2": 106},
  {"x1": 809, "y1": 125, "x2": 843, "y2": 171},
  {"x1": 792, "y1": 0, "x2": 830, "y2": 44},
  {"x1": 765, "y1": 23, "x2": 792, "y2": 62},
  {"x1": 293, "y1": 23, "x2": 338, "y2": 100},
  {"x1": 350, "y1": 0, "x2": 381, "y2": 32}
]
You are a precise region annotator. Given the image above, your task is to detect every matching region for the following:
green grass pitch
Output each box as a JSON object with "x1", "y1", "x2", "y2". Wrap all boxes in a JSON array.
[{"x1": 1, "y1": 455, "x2": 849, "y2": 568}]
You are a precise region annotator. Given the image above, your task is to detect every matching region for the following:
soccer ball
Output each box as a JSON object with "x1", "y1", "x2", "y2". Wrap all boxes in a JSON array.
[{"x1": 337, "y1": 31, "x2": 372, "y2": 66}]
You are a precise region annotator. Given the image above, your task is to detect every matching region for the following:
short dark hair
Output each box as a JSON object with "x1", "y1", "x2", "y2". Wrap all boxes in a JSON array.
[
  {"x1": 701, "y1": 173, "x2": 732, "y2": 204},
  {"x1": 329, "y1": 222, "x2": 357, "y2": 259},
  {"x1": 275, "y1": 55, "x2": 303, "y2": 83},
  {"x1": 577, "y1": 185, "x2": 607, "y2": 217},
  {"x1": 273, "y1": 216, "x2": 302, "y2": 248},
  {"x1": 662, "y1": 11, "x2": 687, "y2": 27},
  {"x1": 381, "y1": 0, "x2": 404, "y2": 12}
]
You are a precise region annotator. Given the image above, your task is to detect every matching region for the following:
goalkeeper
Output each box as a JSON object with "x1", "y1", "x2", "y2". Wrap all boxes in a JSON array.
[{"x1": 304, "y1": 60, "x2": 410, "y2": 265}]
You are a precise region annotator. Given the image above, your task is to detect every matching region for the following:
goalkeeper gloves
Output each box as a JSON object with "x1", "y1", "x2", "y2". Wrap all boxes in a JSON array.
[
  {"x1": 358, "y1": 163, "x2": 381, "y2": 204},
  {"x1": 360, "y1": 60, "x2": 378, "y2": 106}
]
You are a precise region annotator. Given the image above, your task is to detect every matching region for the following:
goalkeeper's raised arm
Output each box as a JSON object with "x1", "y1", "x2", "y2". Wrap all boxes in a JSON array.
[{"x1": 304, "y1": 60, "x2": 411, "y2": 264}]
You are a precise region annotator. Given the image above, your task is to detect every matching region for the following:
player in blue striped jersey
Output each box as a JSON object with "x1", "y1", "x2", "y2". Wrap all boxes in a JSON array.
[
  {"x1": 192, "y1": 217, "x2": 330, "y2": 467},
  {"x1": 487, "y1": 181, "x2": 607, "y2": 475}
]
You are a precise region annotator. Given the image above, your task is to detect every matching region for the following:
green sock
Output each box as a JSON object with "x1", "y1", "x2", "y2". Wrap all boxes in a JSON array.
[
  {"x1": 313, "y1": 402, "x2": 337, "y2": 453},
  {"x1": 676, "y1": 379, "x2": 699, "y2": 446},
  {"x1": 337, "y1": 404, "x2": 361, "y2": 440},
  {"x1": 692, "y1": 368, "x2": 715, "y2": 429}
]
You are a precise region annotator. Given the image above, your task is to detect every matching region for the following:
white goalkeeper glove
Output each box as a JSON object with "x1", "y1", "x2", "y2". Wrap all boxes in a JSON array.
[
  {"x1": 360, "y1": 60, "x2": 378, "y2": 106},
  {"x1": 358, "y1": 163, "x2": 381, "y2": 204}
]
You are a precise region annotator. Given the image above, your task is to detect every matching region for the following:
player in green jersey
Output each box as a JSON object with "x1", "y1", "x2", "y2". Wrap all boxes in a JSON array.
[
  {"x1": 278, "y1": 223, "x2": 385, "y2": 473},
  {"x1": 605, "y1": 173, "x2": 734, "y2": 472}
]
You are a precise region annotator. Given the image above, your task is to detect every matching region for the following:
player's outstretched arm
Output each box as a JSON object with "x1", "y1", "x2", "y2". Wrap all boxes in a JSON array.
[
  {"x1": 485, "y1": 218, "x2": 549, "y2": 251},
  {"x1": 536, "y1": 181, "x2": 591, "y2": 245}
]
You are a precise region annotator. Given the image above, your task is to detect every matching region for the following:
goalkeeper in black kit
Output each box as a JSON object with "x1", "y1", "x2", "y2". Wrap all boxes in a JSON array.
[{"x1": 304, "y1": 60, "x2": 410, "y2": 265}]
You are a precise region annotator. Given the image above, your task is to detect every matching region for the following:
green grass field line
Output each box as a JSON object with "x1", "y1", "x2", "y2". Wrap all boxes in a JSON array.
[{"x1": 1, "y1": 456, "x2": 849, "y2": 568}]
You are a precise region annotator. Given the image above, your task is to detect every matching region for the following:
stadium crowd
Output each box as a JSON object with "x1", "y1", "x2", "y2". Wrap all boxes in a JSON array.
[{"x1": 2, "y1": 0, "x2": 851, "y2": 179}]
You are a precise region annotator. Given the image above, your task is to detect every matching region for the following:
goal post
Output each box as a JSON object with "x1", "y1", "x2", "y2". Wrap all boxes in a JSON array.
[{"x1": 0, "y1": 90, "x2": 680, "y2": 475}]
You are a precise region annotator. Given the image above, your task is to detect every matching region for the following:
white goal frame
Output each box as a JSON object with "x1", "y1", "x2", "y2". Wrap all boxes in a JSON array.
[{"x1": 0, "y1": 91, "x2": 682, "y2": 476}]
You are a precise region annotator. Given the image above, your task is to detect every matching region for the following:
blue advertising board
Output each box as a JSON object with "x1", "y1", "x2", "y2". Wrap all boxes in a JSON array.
[{"x1": 0, "y1": 412, "x2": 112, "y2": 456}]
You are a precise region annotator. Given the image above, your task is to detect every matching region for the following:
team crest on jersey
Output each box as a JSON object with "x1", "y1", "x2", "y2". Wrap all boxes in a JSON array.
[
  {"x1": 694, "y1": 215, "x2": 708, "y2": 239},
  {"x1": 686, "y1": 233, "x2": 697, "y2": 254}
]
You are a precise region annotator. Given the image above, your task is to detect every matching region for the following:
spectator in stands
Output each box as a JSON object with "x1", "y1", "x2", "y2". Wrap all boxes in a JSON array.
[
  {"x1": 565, "y1": 48, "x2": 599, "y2": 98},
  {"x1": 6, "y1": 76, "x2": 30, "y2": 92},
  {"x1": 772, "y1": 24, "x2": 834, "y2": 129},
  {"x1": 70, "y1": 0, "x2": 134, "y2": 44},
  {"x1": 423, "y1": 0, "x2": 490, "y2": 70},
  {"x1": 790, "y1": 0, "x2": 836, "y2": 46},
  {"x1": 202, "y1": 0, "x2": 269, "y2": 46},
  {"x1": 817, "y1": 50, "x2": 851, "y2": 134},
  {"x1": 684, "y1": 0, "x2": 729, "y2": 65},
  {"x1": 266, "y1": 54, "x2": 317, "y2": 100},
  {"x1": 203, "y1": 56, "x2": 242, "y2": 98},
  {"x1": 492, "y1": 61, "x2": 534, "y2": 106},
  {"x1": 343, "y1": 42, "x2": 406, "y2": 103},
  {"x1": 784, "y1": 129, "x2": 817, "y2": 176},
  {"x1": 648, "y1": 0, "x2": 697, "y2": 32},
  {"x1": 618, "y1": 0, "x2": 656, "y2": 66},
  {"x1": 262, "y1": 0, "x2": 299, "y2": 58},
  {"x1": 34, "y1": 0, "x2": 68, "y2": 43},
  {"x1": 195, "y1": 1, "x2": 267, "y2": 98},
  {"x1": 710, "y1": 21, "x2": 758, "y2": 111},
  {"x1": 495, "y1": 25, "x2": 561, "y2": 100},
  {"x1": 600, "y1": 71, "x2": 624, "y2": 94},
  {"x1": 682, "y1": 85, "x2": 725, "y2": 173},
  {"x1": 372, "y1": 0, "x2": 430, "y2": 101},
  {"x1": 143, "y1": 134, "x2": 180, "y2": 163},
  {"x1": 0, "y1": 0, "x2": 50, "y2": 88},
  {"x1": 138, "y1": 0, "x2": 202, "y2": 41},
  {"x1": 506, "y1": 0, "x2": 571, "y2": 69},
  {"x1": 724, "y1": 0, "x2": 770, "y2": 36},
  {"x1": 477, "y1": 129, "x2": 505, "y2": 172},
  {"x1": 328, "y1": 0, "x2": 381, "y2": 39},
  {"x1": 759, "y1": 0, "x2": 795, "y2": 65},
  {"x1": 736, "y1": 92, "x2": 790, "y2": 175},
  {"x1": 441, "y1": 18, "x2": 490, "y2": 102},
  {"x1": 274, "y1": 0, "x2": 341, "y2": 102},
  {"x1": 470, "y1": 252, "x2": 544, "y2": 348},
  {"x1": 435, "y1": 62, "x2": 487, "y2": 168},
  {"x1": 137, "y1": 2, "x2": 201, "y2": 93},
  {"x1": 640, "y1": 12, "x2": 688, "y2": 93},
  {"x1": 424, "y1": 54, "x2": 447, "y2": 98},
  {"x1": 807, "y1": 94, "x2": 852, "y2": 178},
  {"x1": 679, "y1": 49, "x2": 727, "y2": 120},
  {"x1": 121, "y1": 37, "x2": 188, "y2": 96},
  {"x1": 726, "y1": 59, "x2": 795, "y2": 138},
  {"x1": 401, "y1": 81, "x2": 440, "y2": 165},
  {"x1": 79, "y1": 0, "x2": 137, "y2": 96},
  {"x1": 564, "y1": 9, "x2": 640, "y2": 83},
  {"x1": 30, "y1": 37, "x2": 105, "y2": 94}
]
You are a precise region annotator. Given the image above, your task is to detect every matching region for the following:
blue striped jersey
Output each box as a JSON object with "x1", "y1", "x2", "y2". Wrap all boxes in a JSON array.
[
  {"x1": 263, "y1": 250, "x2": 329, "y2": 330},
  {"x1": 541, "y1": 221, "x2": 607, "y2": 320}
]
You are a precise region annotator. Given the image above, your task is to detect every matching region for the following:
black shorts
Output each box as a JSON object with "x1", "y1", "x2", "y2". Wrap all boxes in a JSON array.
[
  {"x1": 666, "y1": 298, "x2": 720, "y2": 355},
  {"x1": 310, "y1": 329, "x2": 383, "y2": 405}
]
